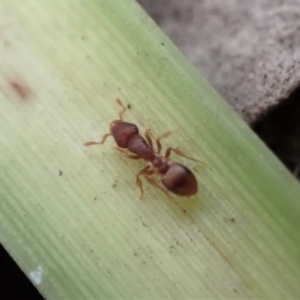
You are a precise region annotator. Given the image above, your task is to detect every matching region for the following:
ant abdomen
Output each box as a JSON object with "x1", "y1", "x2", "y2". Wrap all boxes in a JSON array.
[{"x1": 161, "y1": 163, "x2": 198, "y2": 197}]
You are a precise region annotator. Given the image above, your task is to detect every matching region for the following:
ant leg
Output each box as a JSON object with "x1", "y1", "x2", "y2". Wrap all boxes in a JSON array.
[
  {"x1": 145, "y1": 175, "x2": 173, "y2": 201},
  {"x1": 114, "y1": 147, "x2": 141, "y2": 159},
  {"x1": 165, "y1": 147, "x2": 205, "y2": 164},
  {"x1": 84, "y1": 133, "x2": 112, "y2": 146},
  {"x1": 116, "y1": 98, "x2": 127, "y2": 121},
  {"x1": 156, "y1": 131, "x2": 172, "y2": 154},
  {"x1": 144, "y1": 128, "x2": 153, "y2": 149},
  {"x1": 136, "y1": 166, "x2": 151, "y2": 199}
]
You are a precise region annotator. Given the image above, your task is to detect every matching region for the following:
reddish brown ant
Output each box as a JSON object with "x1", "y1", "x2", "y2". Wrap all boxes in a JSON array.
[{"x1": 84, "y1": 98, "x2": 203, "y2": 199}]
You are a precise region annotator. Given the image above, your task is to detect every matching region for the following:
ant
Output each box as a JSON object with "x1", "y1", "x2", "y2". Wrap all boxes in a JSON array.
[{"x1": 84, "y1": 99, "x2": 203, "y2": 199}]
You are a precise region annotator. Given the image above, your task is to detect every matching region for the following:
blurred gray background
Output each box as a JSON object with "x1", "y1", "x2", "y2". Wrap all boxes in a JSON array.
[
  {"x1": 138, "y1": 0, "x2": 300, "y2": 123},
  {"x1": 137, "y1": 0, "x2": 300, "y2": 179}
]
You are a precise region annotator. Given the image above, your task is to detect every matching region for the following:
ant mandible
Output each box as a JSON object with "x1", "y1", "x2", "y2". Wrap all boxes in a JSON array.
[{"x1": 84, "y1": 99, "x2": 203, "y2": 199}]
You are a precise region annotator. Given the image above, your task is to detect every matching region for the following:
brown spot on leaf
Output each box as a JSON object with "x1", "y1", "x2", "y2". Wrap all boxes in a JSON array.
[
  {"x1": 229, "y1": 217, "x2": 236, "y2": 224},
  {"x1": 112, "y1": 180, "x2": 118, "y2": 188},
  {"x1": 9, "y1": 79, "x2": 31, "y2": 101}
]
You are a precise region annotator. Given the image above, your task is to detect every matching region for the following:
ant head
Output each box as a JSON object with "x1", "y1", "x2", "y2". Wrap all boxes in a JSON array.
[
  {"x1": 110, "y1": 120, "x2": 139, "y2": 148},
  {"x1": 161, "y1": 163, "x2": 198, "y2": 196}
]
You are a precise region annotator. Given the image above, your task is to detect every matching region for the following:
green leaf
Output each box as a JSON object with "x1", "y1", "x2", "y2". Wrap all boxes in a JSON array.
[{"x1": 1, "y1": 0, "x2": 300, "y2": 299}]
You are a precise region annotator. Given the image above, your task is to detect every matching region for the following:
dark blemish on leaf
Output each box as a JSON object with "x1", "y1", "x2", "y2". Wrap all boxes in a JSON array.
[
  {"x1": 59, "y1": 170, "x2": 63, "y2": 176},
  {"x1": 127, "y1": 104, "x2": 131, "y2": 109},
  {"x1": 142, "y1": 222, "x2": 148, "y2": 227},
  {"x1": 134, "y1": 252, "x2": 138, "y2": 257},
  {"x1": 9, "y1": 79, "x2": 31, "y2": 101},
  {"x1": 172, "y1": 237, "x2": 184, "y2": 248},
  {"x1": 161, "y1": 43, "x2": 164, "y2": 46},
  {"x1": 229, "y1": 217, "x2": 236, "y2": 224},
  {"x1": 185, "y1": 231, "x2": 194, "y2": 243},
  {"x1": 94, "y1": 197, "x2": 97, "y2": 201}
]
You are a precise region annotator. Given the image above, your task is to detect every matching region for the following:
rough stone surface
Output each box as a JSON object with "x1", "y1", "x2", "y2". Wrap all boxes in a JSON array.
[{"x1": 137, "y1": 0, "x2": 300, "y2": 123}]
